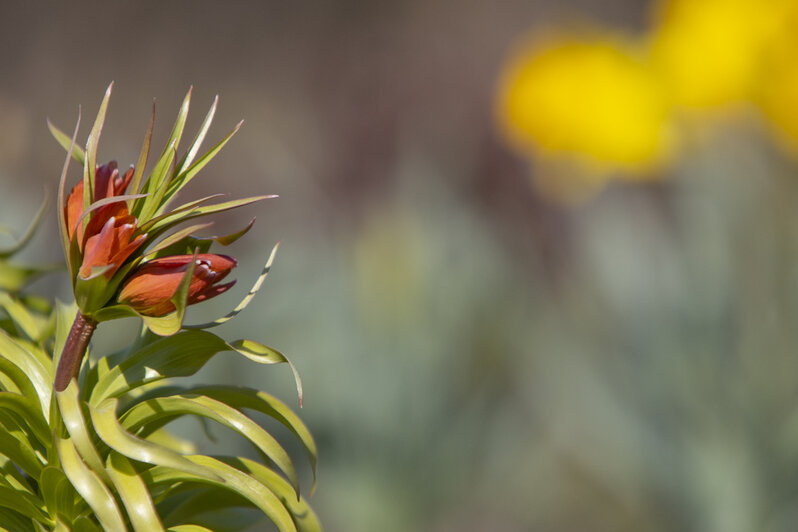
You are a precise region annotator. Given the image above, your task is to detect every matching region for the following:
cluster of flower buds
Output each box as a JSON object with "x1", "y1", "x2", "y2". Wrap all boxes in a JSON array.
[{"x1": 52, "y1": 84, "x2": 273, "y2": 391}]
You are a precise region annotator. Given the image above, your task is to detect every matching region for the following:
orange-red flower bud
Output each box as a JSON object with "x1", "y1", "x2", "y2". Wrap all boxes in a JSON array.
[
  {"x1": 79, "y1": 215, "x2": 147, "y2": 280},
  {"x1": 65, "y1": 161, "x2": 134, "y2": 245},
  {"x1": 118, "y1": 254, "x2": 238, "y2": 316},
  {"x1": 64, "y1": 161, "x2": 144, "y2": 280}
]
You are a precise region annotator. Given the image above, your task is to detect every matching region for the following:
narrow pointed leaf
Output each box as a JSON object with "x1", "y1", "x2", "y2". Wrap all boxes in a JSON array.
[
  {"x1": 163, "y1": 120, "x2": 243, "y2": 205},
  {"x1": 57, "y1": 108, "x2": 81, "y2": 274},
  {"x1": 84, "y1": 82, "x2": 114, "y2": 207},
  {"x1": 129, "y1": 102, "x2": 156, "y2": 200},
  {"x1": 144, "y1": 223, "x2": 214, "y2": 257},
  {"x1": 47, "y1": 119, "x2": 85, "y2": 165},
  {"x1": 175, "y1": 95, "x2": 218, "y2": 176}
]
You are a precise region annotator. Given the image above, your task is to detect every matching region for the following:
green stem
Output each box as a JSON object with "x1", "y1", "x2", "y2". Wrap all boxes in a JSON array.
[{"x1": 54, "y1": 311, "x2": 97, "y2": 392}]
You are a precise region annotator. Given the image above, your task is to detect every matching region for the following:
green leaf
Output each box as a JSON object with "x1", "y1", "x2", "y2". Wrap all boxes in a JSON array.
[
  {"x1": 0, "y1": 292, "x2": 53, "y2": 343},
  {"x1": 216, "y1": 457, "x2": 321, "y2": 532},
  {"x1": 229, "y1": 339, "x2": 304, "y2": 407},
  {"x1": 0, "y1": 486, "x2": 53, "y2": 526},
  {"x1": 40, "y1": 466, "x2": 79, "y2": 524},
  {"x1": 0, "y1": 262, "x2": 61, "y2": 293},
  {"x1": 143, "y1": 223, "x2": 214, "y2": 258},
  {"x1": 185, "y1": 242, "x2": 277, "y2": 330},
  {"x1": 55, "y1": 436, "x2": 127, "y2": 532},
  {"x1": 175, "y1": 95, "x2": 218, "y2": 177},
  {"x1": 161, "y1": 120, "x2": 243, "y2": 209},
  {"x1": 143, "y1": 456, "x2": 297, "y2": 532},
  {"x1": 72, "y1": 516, "x2": 103, "y2": 532},
  {"x1": 0, "y1": 330, "x2": 51, "y2": 417},
  {"x1": 56, "y1": 108, "x2": 82, "y2": 275},
  {"x1": 90, "y1": 330, "x2": 231, "y2": 404},
  {"x1": 137, "y1": 142, "x2": 177, "y2": 222},
  {"x1": 162, "y1": 88, "x2": 192, "y2": 162},
  {"x1": 0, "y1": 414, "x2": 43, "y2": 478},
  {"x1": 47, "y1": 119, "x2": 85, "y2": 165},
  {"x1": 0, "y1": 191, "x2": 50, "y2": 259},
  {"x1": 166, "y1": 526, "x2": 214, "y2": 532},
  {"x1": 0, "y1": 392, "x2": 50, "y2": 446},
  {"x1": 0, "y1": 507, "x2": 37, "y2": 532},
  {"x1": 145, "y1": 195, "x2": 275, "y2": 241},
  {"x1": 121, "y1": 394, "x2": 300, "y2": 495},
  {"x1": 90, "y1": 398, "x2": 223, "y2": 483},
  {"x1": 176, "y1": 385, "x2": 316, "y2": 493},
  {"x1": 137, "y1": 194, "x2": 225, "y2": 234},
  {"x1": 56, "y1": 381, "x2": 108, "y2": 483},
  {"x1": 107, "y1": 452, "x2": 165, "y2": 532},
  {"x1": 0, "y1": 358, "x2": 38, "y2": 411},
  {"x1": 84, "y1": 82, "x2": 114, "y2": 208},
  {"x1": 129, "y1": 102, "x2": 156, "y2": 200}
]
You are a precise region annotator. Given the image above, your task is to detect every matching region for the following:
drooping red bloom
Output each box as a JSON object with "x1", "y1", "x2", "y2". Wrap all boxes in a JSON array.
[
  {"x1": 118, "y1": 254, "x2": 238, "y2": 316},
  {"x1": 64, "y1": 161, "x2": 145, "y2": 279}
]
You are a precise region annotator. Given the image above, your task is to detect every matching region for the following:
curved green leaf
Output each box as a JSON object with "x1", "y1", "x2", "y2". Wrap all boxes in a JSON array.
[
  {"x1": 0, "y1": 484, "x2": 51, "y2": 525},
  {"x1": 107, "y1": 451, "x2": 165, "y2": 532},
  {"x1": 56, "y1": 108, "x2": 81, "y2": 274},
  {"x1": 40, "y1": 466, "x2": 79, "y2": 524},
  {"x1": 215, "y1": 456, "x2": 320, "y2": 532},
  {"x1": 0, "y1": 330, "x2": 51, "y2": 417},
  {"x1": 55, "y1": 382, "x2": 108, "y2": 483},
  {"x1": 0, "y1": 392, "x2": 50, "y2": 446},
  {"x1": 143, "y1": 455, "x2": 297, "y2": 532},
  {"x1": 0, "y1": 506, "x2": 36, "y2": 532},
  {"x1": 121, "y1": 394, "x2": 299, "y2": 494},
  {"x1": 90, "y1": 398, "x2": 221, "y2": 482},
  {"x1": 47, "y1": 118, "x2": 86, "y2": 165},
  {"x1": 55, "y1": 436, "x2": 127, "y2": 532},
  {"x1": 170, "y1": 385, "x2": 316, "y2": 493},
  {"x1": 185, "y1": 243, "x2": 278, "y2": 330}
]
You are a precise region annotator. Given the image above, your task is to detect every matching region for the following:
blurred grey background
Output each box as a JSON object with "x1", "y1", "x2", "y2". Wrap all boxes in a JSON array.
[{"x1": 3, "y1": 1, "x2": 798, "y2": 531}]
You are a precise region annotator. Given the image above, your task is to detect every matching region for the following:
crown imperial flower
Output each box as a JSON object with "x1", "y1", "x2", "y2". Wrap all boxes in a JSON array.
[
  {"x1": 118, "y1": 254, "x2": 237, "y2": 316},
  {"x1": 51, "y1": 83, "x2": 273, "y2": 392}
]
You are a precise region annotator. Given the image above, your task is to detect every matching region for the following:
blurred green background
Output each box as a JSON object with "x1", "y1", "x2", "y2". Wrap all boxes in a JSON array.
[{"x1": 3, "y1": 0, "x2": 798, "y2": 530}]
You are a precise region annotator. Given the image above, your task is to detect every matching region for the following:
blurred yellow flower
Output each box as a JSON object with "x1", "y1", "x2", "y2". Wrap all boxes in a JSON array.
[
  {"x1": 757, "y1": 3, "x2": 798, "y2": 147},
  {"x1": 650, "y1": 0, "x2": 789, "y2": 110},
  {"x1": 497, "y1": 34, "x2": 673, "y2": 177}
]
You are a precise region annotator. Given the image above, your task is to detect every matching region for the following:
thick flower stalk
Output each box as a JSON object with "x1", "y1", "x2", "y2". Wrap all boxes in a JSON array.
[{"x1": 51, "y1": 83, "x2": 272, "y2": 392}]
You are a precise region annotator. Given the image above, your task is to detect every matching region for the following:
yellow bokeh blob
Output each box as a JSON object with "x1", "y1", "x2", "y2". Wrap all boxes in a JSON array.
[
  {"x1": 497, "y1": 34, "x2": 673, "y2": 177},
  {"x1": 651, "y1": 0, "x2": 790, "y2": 110},
  {"x1": 756, "y1": 2, "x2": 798, "y2": 147}
]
